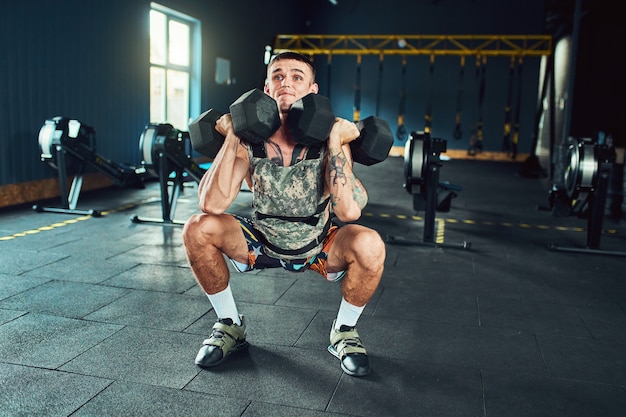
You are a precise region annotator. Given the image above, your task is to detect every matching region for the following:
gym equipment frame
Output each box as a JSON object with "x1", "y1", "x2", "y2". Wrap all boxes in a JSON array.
[
  {"x1": 273, "y1": 34, "x2": 552, "y2": 57},
  {"x1": 386, "y1": 131, "x2": 470, "y2": 249},
  {"x1": 131, "y1": 123, "x2": 205, "y2": 226},
  {"x1": 549, "y1": 137, "x2": 625, "y2": 256},
  {"x1": 34, "y1": 117, "x2": 145, "y2": 217}
]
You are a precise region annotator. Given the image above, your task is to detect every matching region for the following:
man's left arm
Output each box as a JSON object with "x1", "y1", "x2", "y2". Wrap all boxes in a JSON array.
[{"x1": 325, "y1": 118, "x2": 369, "y2": 222}]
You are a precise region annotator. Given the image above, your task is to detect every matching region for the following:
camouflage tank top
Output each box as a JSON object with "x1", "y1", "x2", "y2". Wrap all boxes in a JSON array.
[{"x1": 247, "y1": 143, "x2": 330, "y2": 260}]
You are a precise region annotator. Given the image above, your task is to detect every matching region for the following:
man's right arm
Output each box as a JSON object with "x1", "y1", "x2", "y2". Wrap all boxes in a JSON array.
[{"x1": 197, "y1": 117, "x2": 249, "y2": 214}]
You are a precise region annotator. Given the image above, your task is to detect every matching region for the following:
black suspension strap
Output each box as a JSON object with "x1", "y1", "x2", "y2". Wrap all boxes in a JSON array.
[
  {"x1": 375, "y1": 52, "x2": 384, "y2": 117},
  {"x1": 510, "y1": 56, "x2": 524, "y2": 159},
  {"x1": 453, "y1": 55, "x2": 465, "y2": 140},
  {"x1": 396, "y1": 55, "x2": 408, "y2": 141},
  {"x1": 469, "y1": 55, "x2": 486, "y2": 155},
  {"x1": 502, "y1": 56, "x2": 516, "y2": 152},
  {"x1": 424, "y1": 53, "x2": 435, "y2": 135},
  {"x1": 353, "y1": 55, "x2": 362, "y2": 122}
]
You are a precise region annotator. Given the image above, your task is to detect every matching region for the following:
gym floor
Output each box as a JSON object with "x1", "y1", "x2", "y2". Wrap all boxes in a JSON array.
[{"x1": 1, "y1": 155, "x2": 625, "y2": 417}]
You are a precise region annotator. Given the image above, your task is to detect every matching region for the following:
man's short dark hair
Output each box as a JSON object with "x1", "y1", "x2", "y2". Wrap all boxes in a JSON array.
[{"x1": 268, "y1": 51, "x2": 316, "y2": 81}]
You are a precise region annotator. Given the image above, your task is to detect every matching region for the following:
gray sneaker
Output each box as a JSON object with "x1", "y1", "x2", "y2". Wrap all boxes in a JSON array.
[
  {"x1": 328, "y1": 319, "x2": 370, "y2": 377},
  {"x1": 195, "y1": 316, "x2": 248, "y2": 368}
]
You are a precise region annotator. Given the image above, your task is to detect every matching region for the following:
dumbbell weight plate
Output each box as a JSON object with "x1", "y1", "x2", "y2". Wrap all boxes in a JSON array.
[
  {"x1": 288, "y1": 93, "x2": 335, "y2": 147},
  {"x1": 188, "y1": 109, "x2": 224, "y2": 159},
  {"x1": 351, "y1": 116, "x2": 394, "y2": 166},
  {"x1": 230, "y1": 89, "x2": 281, "y2": 144}
]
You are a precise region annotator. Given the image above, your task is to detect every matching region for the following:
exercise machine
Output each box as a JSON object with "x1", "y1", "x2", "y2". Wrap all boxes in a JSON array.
[
  {"x1": 131, "y1": 123, "x2": 206, "y2": 226},
  {"x1": 34, "y1": 117, "x2": 145, "y2": 216},
  {"x1": 387, "y1": 131, "x2": 470, "y2": 249},
  {"x1": 548, "y1": 136, "x2": 624, "y2": 256}
]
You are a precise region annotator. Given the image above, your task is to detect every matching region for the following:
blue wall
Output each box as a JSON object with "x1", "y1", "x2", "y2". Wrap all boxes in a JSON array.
[
  {"x1": 0, "y1": 0, "x2": 150, "y2": 186},
  {"x1": 0, "y1": 0, "x2": 545, "y2": 189}
]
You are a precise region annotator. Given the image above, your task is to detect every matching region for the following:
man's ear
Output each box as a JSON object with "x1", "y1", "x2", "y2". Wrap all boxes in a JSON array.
[
  {"x1": 264, "y1": 83, "x2": 270, "y2": 94},
  {"x1": 310, "y1": 82, "x2": 319, "y2": 94}
]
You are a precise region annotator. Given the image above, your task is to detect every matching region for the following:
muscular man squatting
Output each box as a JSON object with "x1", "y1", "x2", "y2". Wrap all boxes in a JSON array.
[{"x1": 182, "y1": 51, "x2": 385, "y2": 377}]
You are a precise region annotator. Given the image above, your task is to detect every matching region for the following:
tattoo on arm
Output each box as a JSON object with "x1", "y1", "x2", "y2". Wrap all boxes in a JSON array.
[
  {"x1": 329, "y1": 149, "x2": 367, "y2": 209},
  {"x1": 352, "y1": 177, "x2": 368, "y2": 208},
  {"x1": 329, "y1": 150, "x2": 348, "y2": 187}
]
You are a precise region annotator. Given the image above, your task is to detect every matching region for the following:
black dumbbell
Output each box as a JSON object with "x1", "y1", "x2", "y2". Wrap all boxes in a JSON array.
[
  {"x1": 288, "y1": 93, "x2": 393, "y2": 165},
  {"x1": 188, "y1": 89, "x2": 280, "y2": 158},
  {"x1": 351, "y1": 116, "x2": 394, "y2": 166},
  {"x1": 188, "y1": 108, "x2": 223, "y2": 158},
  {"x1": 230, "y1": 89, "x2": 281, "y2": 144},
  {"x1": 287, "y1": 93, "x2": 336, "y2": 147}
]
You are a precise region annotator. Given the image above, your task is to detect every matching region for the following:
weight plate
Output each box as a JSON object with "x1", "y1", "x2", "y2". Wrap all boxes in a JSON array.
[
  {"x1": 37, "y1": 117, "x2": 85, "y2": 174},
  {"x1": 565, "y1": 138, "x2": 598, "y2": 200},
  {"x1": 403, "y1": 133, "x2": 427, "y2": 194}
]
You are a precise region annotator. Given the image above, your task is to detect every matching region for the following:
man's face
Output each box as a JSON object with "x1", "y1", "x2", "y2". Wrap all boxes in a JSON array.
[{"x1": 264, "y1": 58, "x2": 319, "y2": 112}]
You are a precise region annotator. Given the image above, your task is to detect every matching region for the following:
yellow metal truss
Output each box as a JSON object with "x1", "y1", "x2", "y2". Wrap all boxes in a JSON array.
[{"x1": 273, "y1": 34, "x2": 552, "y2": 57}]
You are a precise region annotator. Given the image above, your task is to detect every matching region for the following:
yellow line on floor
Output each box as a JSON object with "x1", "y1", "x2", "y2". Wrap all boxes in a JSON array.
[
  {"x1": 436, "y1": 218, "x2": 446, "y2": 244},
  {"x1": 0, "y1": 201, "x2": 147, "y2": 241},
  {"x1": 0, "y1": 215, "x2": 92, "y2": 241},
  {"x1": 361, "y1": 211, "x2": 617, "y2": 234}
]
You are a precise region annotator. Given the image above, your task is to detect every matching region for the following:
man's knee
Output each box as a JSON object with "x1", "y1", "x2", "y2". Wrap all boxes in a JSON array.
[
  {"x1": 354, "y1": 228, "x2": 385, "y2": 256},
  {"x1": 183, "y1": 213, "x2": 209, "y2": 246},
  {"x1": 183, "y1": 213, "x2": 248, "y2": 263},
  {"x1": 341, "y1": 226, "x2": 386, "y2": 273},
  {"x1": 182, "y1": 213, "x2": 229, "y2": 250}
]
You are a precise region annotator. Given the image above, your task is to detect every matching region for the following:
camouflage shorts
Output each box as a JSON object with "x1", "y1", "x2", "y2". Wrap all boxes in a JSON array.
[{"x1": 230, "y1": 215, "x2": 346, "y2": 282}]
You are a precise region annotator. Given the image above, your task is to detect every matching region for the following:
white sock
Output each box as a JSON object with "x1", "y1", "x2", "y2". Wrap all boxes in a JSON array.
[
  {"x1": 335, "y1": 297, "x2": 365, "y2": 330},
  {"x1": 206, "y1": 284, "x2": 241, "y2": 325}
]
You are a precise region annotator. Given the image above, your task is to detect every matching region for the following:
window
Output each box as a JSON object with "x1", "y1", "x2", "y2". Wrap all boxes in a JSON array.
[{"x1": 150, "y1": 3, "x2": 201, "y2": 130}]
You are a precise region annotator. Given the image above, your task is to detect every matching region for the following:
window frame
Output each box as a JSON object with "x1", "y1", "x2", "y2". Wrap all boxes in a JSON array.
[{"x1": 149, "y1": 2, "x2": 201, "y2": 130}]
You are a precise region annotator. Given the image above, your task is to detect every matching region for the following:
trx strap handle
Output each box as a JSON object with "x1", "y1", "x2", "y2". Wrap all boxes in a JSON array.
[
  {"x1": 469, "y1": 55, "x2": 486, "y2": 156},
  {"x1": 353, "y1": 55, "x2": 362, "y2": 122},
  {"x1": 453, "y1": 55, "x2": 465, "y2": 140},
  {"x1": 396, "y1": 55, "x2": 408, "y2": 141},
  {"x1": 502, "y1": 56, "x2": 515, "y2": 152},
  {"x1": 424, "y1": 54, "x2": 435, "y2": 135}
]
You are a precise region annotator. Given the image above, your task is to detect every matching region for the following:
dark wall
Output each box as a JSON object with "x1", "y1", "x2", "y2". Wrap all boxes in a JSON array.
[
  {"x1": 0, "y1": 0, "x2": 546, "y2": 189},
  {"x1": 570, "y1": 0, "x2": 626, "y2": 146},
  {"x1": 305, "y1": 0, "x2": 544, "y2": 34}
]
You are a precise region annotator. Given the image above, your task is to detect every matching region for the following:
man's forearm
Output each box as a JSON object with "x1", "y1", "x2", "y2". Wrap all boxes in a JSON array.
[
  {"x1": 327, "y1": 144, "x2": 368, "y2": 220},
  {"x1": 198, "y1": 134, "x2": 245, "y2": 213}
]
